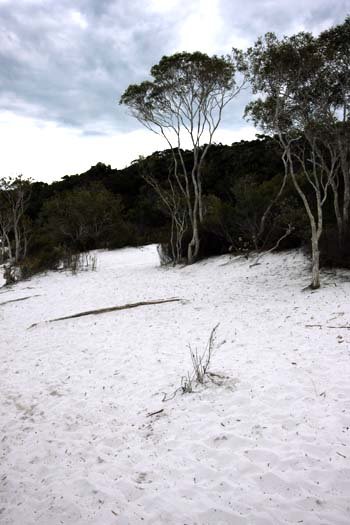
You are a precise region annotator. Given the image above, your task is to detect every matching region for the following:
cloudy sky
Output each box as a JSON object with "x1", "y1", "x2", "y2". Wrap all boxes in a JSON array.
[{"x1": 0, "y1": 0, "x2": 349, "y2": 182}]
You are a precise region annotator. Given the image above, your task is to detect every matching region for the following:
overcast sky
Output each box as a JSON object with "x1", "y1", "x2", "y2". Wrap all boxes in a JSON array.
[{"x1": 0, "y1": 0, "x2": 349, "y2": 182}]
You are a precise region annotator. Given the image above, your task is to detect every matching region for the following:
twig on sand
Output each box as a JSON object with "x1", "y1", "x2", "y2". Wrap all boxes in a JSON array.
[
  {"x1": 336, "y1": 451, "x2": 347, "y2": 459},
  {"x1": 0, "y1": 294, "x2": 41, "y2": 306},
  {"x1": 306, "y1": 324, "x2": 350, "y2": 329},
  {"x1": 28, "y1": 298, "x2": 183, "y2": 329},
  {"x1": 162, "y1": 388, "x2": 183, "y2": 402},
  {"x1": 327, "y1": 325, "x2": 350, "y2": 329},
  {"x1": 146, "y1": 408, "x2": 164, "y2": 417}
]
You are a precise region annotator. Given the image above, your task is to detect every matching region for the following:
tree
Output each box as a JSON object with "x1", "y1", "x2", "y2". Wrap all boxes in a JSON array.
[
  {"x1": 0, "y1": 196, "x2": 12, "y2": 262},
  {"x1": 120, "y1": 51, "x2": 246, "y2": 263},
  {"x1": 317, "y1": 17, "x2": 350, "y2": 244},
  {"x1": 245, "y1": 30, "x2": 340, "y2": 289},
  {"x1": 137, "y1": 155, "x2": 187, "y2": 263},
  {"x1": 0, "y1": 176, "x2": 32, "y2": 264}
]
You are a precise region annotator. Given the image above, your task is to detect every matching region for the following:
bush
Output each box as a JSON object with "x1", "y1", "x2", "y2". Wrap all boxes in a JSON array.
[
  {"x1": 163, "y1": 324, "x2": 221, "y2": 401},
  {"x1": 19, "y1": 245, "x2": 64, "y2": 279},
  {"x1": 40, "y1": 183, "x2": 127, "y2": 251}
]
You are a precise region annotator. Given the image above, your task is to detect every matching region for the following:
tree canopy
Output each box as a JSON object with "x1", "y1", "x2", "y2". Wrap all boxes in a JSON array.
[{"x1": 120, "y1": 51, "x2": 246, "y2": 263}]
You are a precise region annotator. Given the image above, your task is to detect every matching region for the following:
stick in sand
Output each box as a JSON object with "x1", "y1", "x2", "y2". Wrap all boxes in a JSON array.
[{"x1": 28, "y1": 297, "x2": 183, "y2": 329}]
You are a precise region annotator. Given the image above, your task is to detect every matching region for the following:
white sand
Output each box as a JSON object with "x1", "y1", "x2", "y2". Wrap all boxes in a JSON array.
[{"x1": 0, "y1": 245, "x2": 350, "y2": 524}]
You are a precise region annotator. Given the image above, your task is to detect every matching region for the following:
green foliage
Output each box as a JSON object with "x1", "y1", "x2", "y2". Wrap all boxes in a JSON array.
[
  {"x1": 40, "y1": 183, "x2": 127, "y2": 251},
  {"x1": 120, "y1": 51, "x2": 239, "y2": 123},
  {"x1": 19, "y1": 245, "x2": 64, "y2": 279}
]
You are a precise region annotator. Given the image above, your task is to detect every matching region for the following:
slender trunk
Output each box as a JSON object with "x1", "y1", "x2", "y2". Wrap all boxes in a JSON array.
[
  {"x1": 257, "y1": 170, "x2": 288, "y2": 243},
  {"x1": 310, "y1": 224, "x2": 320, "y2": 289},
  {"x1": 330, "y1": 177, "x2": 343, "y2": 245},
  {"x1": 338, "y1": 117, "x2": 350, "y2": 236},
  {"x1": 287, "y1": 146, "x2": 323, "y2": 289},
  {"x1": 23, "y1": 233, "x2": 28, "y2": 259},
  {"x1": 197, "y1": 171, "x2": 203, "y2": 223},
  {"x1": 0, "y1": 234, "x2": 4, "y2": 263},
  {"x1": 14, "y1": 229, "x2": 20, "y2": 262},
  {"x1": 13, "y1": 209, "x2": 23, "y2": 263},
  {"x1": 186, "y1": 150, "x2": 201, "y2": 263},
  {"x1": 193, "y1": 218, "x2": 200, "y2": 260},
  {"x1": 197, "y1": 142, "x2": 212, "y2": 225},
  {"x1": 341, "y1": 159, "x2": 350, "y2": 233},
  {"x1": 169, "y1": 217, "x2": 176, "y2": 264},
  {"x1": 4, "y1": 231, "x2": 12, "y2": 261},
  {"x1": 187, "y1": 213, "x2": 200, "y2": 264}
]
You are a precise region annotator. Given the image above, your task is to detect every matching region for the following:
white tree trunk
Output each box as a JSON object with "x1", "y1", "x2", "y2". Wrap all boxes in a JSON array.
[{"x1": 310, "y1": 226, "x2": 321, "y2": 289}]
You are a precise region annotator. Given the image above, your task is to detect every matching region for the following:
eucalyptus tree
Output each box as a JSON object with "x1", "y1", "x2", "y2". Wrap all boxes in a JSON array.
[
  {"x1": 245, "y1": 30, "x2": 340, "y2": 289},
  {"x1": 0, "y1": 176, "x2": 32, "y2": 263},
  {"x1": 120, "y1": 51, "x2": 245, "y2": 263},
  {"x1": 0, "y1": 195, "x2": 12, "y2": 262},
  {"x1": 317, "y1": 17, "x2": 350, "y2": 243}
]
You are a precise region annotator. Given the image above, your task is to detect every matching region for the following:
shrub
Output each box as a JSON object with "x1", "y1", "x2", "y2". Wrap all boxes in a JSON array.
[
  {"x1": 163, "y1": 324, "x2": 221, "y2": 401},
  {"x1": 19, "y1": 245, "x2": 64, "y2": 279},
  {"x1": 61, "y1": 251, "x2": 98, "y2": 274}
]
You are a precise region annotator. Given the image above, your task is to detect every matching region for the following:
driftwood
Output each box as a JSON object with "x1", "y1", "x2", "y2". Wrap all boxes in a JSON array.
[
  {"x1": 28, "y1": 298, "x2": 182, "y2": 329},
  {"x1": 0, "y1": 295, "x2": 41, "y2": 306}
]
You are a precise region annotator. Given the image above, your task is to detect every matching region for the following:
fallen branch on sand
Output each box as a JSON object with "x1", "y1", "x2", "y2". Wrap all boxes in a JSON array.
[
  {"x1": 0, "y1": 295, "x2": 41, "y2": 306},
  {"x1": 28, "y1": 298, "x2": 183, "y2": 329},
  {"x1": 327, "y1": 325, "x2": 350, "y2": 329},
  {"x1": 306, "y1": 324, "x2": 350, "y2": 329},
  {"x1": 146, "y1": 408, "x2": 164, "y2": 417},
  {"x1": 249, "y1": 224, "x2": 294, "y2": 268}
]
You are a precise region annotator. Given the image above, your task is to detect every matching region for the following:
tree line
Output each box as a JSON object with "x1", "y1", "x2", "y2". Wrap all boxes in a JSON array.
[
  {"x1": 1, "y1": 16, "x2": 349, "y2": 288},
  {"x1": 120, "y1": 16, "x2": 349, "y2": 288}
]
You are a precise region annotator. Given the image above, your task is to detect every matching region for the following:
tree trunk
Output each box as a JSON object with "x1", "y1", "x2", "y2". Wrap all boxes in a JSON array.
[
  {"x1": 310, "y1": 227, "x2": 320, "y2": 290},
  {"x1": 330, "y1": 178, "x2": 343, "y2": 245},
  {"x1": 339, "y1": 107, "x2": 350, "y2": 236},
  {"x1": 287, "y1": 146, "x2": 323, "y2": 289},
  {"x1": 13, "y1": 219, "x2": 21, "y2": 263},
  {"x1": 187, "y1": 214, "x2": 200, "y2": 264},
  {"x1": 0, "y1": 234, "x2": 4, "y2": 263},
  {"x1": 197, "y1": 173, "x2": 203, "y2": 223},
  {"x1": 342, "y1": 163, "x2": 350, "y2": 234},
  {"x1": 4, "y1": 231, "x2": 12, "y2": 261},
  {"x1": 169, "y1": 217, "x2": 176, "y2": 263}
]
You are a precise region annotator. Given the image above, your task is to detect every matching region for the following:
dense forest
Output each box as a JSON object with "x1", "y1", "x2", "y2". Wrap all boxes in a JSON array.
[
  {"x1": 0, "y1": 135, "x2": 348, "y2": 276},
  {"x1": 1, "y1": 16, "x2": 349, "y2": 288}
]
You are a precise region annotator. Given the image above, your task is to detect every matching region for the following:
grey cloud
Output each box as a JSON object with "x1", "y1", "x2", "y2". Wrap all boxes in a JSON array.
[
  {"x1": 219, "y1": 0, "x2": 349, "y2": 45},
  {"x1": 215, "y1": 0, "x2": 349, "y2": 132},
  {"x1": 1, "y1": 0, "x2": 348, "y2": 136},
  {"x1": 0, "y1": 0, "x2": 181, "y2": 132}
]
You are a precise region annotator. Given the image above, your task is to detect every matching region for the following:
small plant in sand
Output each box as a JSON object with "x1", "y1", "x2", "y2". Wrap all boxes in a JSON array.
[
  {"x1": 182, "y1": 323, "x2": 220, "y2": 392},
  {"x1": 63, "y1": 252, "x2": 98, "y2": 275},
  {"x1": 163, "y1": 323, "x2": 222, "y2": 401}
]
